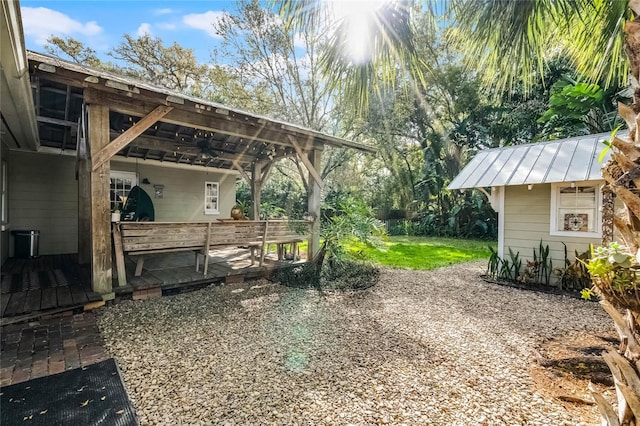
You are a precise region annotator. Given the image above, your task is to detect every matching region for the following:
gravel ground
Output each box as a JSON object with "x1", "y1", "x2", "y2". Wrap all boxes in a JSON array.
[{"x1": 97, "y1": 261, "x2": 613, "y2": 425}]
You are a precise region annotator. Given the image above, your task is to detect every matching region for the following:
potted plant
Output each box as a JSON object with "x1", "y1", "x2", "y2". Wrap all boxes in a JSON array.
[
  {"x1": 230, "y1": 200, "x2": 248, "y2": 220},
  {"x1": 111, "y1": 203, "x2": 122, "y2": 222}
]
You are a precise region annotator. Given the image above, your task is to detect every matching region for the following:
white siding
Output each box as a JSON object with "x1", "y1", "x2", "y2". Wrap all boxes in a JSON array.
[
  {"x1": 111, "y1": 161, "x2": 237, "y2": 222},
  {"x1": 503, "y1": 184, "x2": 603, "y2": 281},
  {"x1": 6, "y1": 152, "x2": 238, "y2": 257},
  {"x1": 8, "y1": 151, "x2": 78, "y2": 255}
]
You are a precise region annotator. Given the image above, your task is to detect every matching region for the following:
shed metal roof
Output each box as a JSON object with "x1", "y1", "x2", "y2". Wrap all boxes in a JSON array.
[{"x1": 448, "y1": 132, "x2": 618, "y2": 190}]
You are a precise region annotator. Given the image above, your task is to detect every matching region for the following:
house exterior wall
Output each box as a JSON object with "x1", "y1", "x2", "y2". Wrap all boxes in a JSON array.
[
  {"x1": 5, "y1": 151, "x2": 238, "y2": 258},
  {"x1": 8, "y1": 151, "x2": 78, "y2": 256},
  {"x1": 110, "y1": 161, "x2": 237, "y2": 221},
  {"x1": 503, "y1": 183, "x2": 604, "y2": 279}
]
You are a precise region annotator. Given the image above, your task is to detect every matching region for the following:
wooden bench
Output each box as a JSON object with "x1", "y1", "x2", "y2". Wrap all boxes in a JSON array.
[
  {"x1": 113, "y1": 222, "x2": 212, "y2": 287},
  {"x1": 113, "y1": 221, "x2": 266, "y2": 287},
  {"x1": 199, "y1": 220, "x2": 267, "y2": 274},
  {"x1": 262, "y1": 220, "x2": 311, "y2": 262},
  {"x1": 112, "y1": 220, "x2": 311, "y2": 287}
]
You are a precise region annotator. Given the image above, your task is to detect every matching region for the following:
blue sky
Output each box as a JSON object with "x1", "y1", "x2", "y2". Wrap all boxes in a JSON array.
[{"x1": 20, "y1": 1, "x2": 238, "y2": 64}]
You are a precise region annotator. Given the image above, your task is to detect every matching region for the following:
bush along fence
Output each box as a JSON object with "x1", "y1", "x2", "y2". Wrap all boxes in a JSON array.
[{"x1": 486, "y1": 240, "x2": 591, "y2": 292}]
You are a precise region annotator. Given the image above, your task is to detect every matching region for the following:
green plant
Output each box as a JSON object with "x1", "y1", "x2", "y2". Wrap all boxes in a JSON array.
[
  {"x1": 260, "y1": 201, "x2": 285, "y2": 219},
  {"x1": 554, "y1": 244, "x2": 591, "y2": 292},
  {"x1": 581, "y1": 243, "x2": 639, "y2": 309},
  {"x1": 486, "y1": 247, "x2": 521, "y2": 282},
  {"x1": 501, "y1": 248, "x2": 521, "y2": 281},
  {"x1": 487, "y1": 246, "x2": 501, "y2": 279},
  {"x1": 521, "y1": 241, "x2": 552, "y2": 285}
]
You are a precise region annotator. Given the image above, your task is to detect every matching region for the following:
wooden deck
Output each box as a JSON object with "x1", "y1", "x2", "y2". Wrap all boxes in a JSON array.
[
  {"x1": 1, "y1": 247, "x2": 303, "y2": 322},
  {"x1": 1, "y1": 254, "x2": 102, "y2": 321},
  {"x1": 115, "y1": 246, "x2": 300, "y2": 293}
]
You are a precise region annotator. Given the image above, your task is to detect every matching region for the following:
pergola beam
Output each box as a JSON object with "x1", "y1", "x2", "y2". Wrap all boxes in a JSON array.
[
  {"x1": 91, "y1": 102, "x2": 173, "y2": 171},
  {"x1": 232, "y1": 160, "x2": 251, "y2": 185},
  {"x1": 288, "y1": 135, "x2": 323, "y2": 189},
  {"x1": 83, "y1": 88, "x2": 320, "y2": 151}
]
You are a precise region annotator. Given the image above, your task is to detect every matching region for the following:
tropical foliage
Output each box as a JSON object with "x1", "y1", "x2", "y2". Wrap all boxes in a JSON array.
[{"x1": 278, "y1": 0, "x2": 640, "y2": 423}]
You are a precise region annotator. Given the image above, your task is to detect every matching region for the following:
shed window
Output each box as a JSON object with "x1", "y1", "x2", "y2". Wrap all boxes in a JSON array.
[
  {"x1": 204, "y1": 182, "x2": 219, "y2": 215},
  {"x1": 550, "y1": 182, "x2": 601, "y2": 237}
]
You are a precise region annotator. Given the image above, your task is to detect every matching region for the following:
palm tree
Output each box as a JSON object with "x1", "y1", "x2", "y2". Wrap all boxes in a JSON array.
[{"x1": 279, "y1": 1, "x2": 640, "y2": 423}]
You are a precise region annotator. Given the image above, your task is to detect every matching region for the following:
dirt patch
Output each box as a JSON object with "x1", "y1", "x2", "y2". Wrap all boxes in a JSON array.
[{"x1": 531, "y1": 331, "x2": 619, "y2": 423}]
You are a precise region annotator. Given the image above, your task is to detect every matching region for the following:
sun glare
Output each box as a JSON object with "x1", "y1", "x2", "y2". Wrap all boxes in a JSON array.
[{"x1": 327, "y1": 0, "x2": 388, "y2": 63}]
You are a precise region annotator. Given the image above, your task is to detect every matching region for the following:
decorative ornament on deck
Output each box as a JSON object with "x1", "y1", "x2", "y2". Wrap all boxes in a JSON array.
[{"x1": 230, "y1": 201, "x2": 248, "y2": 220}]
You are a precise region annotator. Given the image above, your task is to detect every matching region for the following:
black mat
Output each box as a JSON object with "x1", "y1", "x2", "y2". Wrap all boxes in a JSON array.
[{"x1": 0, "y1": 358, "x2": 138, "y2": 425}]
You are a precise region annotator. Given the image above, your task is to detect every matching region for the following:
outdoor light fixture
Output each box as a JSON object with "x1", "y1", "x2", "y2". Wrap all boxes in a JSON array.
[{"x1": 528, "y1": 184, "x2": 533, "y2": 191}]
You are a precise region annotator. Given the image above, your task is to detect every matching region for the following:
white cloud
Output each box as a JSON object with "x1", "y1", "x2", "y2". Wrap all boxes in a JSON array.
[
  {"x1": 154, "y1": 8, "x2": 173, "y2": 16},
  {"x1": 182, "y1": 11, "x2": 224, "y2": 38},
  {"x1": 137, "y1": 23, "x2": 152, "y2": 37},
  {"x1": 21, "y1": 7, "x2": 102, "y2": 45},
  {"x1": 157, "y1": 22, "x2": 177, "y2": 31}
]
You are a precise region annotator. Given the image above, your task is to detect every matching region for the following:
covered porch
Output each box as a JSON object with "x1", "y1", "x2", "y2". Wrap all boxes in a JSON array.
[{"x1": 8, "y1": 52, "x2": 374, "y2": 304}]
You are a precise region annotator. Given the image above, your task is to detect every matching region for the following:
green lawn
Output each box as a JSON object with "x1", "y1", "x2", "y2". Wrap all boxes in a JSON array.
[{"x1": 344, "y1": 236, "x2": 495, "y2": 270}]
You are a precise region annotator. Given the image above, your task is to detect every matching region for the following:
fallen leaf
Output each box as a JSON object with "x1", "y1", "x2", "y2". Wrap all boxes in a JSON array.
[
  {"x1": 116, "y1": 409, "x2": 124, "y2": 415},
  {"x1": 39, "y1": 410, "x2": 47, "y2": 415},
  {"x1": 80, "y1": 400, "x2": 89, "y2": 407},
  {"x1": 100, "y1": 396, "x2": 106, "y2": 401}
]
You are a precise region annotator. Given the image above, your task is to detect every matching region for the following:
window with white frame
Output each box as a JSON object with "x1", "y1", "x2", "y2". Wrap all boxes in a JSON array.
[
  {"x1": 110, "y1": 171, "x2": 138, "y2": 211},
  {"x1": 550, "y1": 182, "x2": 601, "y2": 237},
  {"x1": 204, "y1": 182, "x2": 219, "y2": 214}
]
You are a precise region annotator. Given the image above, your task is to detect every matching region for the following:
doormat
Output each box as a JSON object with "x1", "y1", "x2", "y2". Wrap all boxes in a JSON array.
[{"x1": 0, "y1": 358, "x2": 138, "y2": 425}]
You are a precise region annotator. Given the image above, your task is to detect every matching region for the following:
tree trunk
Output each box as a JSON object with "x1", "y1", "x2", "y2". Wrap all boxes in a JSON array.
[{"x1": 591, "y1": 14, "x2": 640, "y2": 425}]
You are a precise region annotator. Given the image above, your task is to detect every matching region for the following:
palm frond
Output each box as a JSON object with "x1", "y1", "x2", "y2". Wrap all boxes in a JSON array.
[
  {"x1": 560, "y1": 0, "x2": 629, "y2": 89},
  {"x1": 451, "y1": 0, "x2": 630, "y2": 94},
  {"x1": 278, "y1": 0, "x2": 427, "y2": 113}
]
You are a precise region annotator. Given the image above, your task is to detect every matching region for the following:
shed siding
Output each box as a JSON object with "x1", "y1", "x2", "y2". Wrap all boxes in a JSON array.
[{"x1": 503, "y1": 184, "x2": 602, "y2": 279}]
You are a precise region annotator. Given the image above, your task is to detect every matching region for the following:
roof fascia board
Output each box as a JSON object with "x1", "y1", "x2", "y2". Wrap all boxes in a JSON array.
[
  {"x1": 1, "y1": 1, "x2": 39, "y2": 150},
  {"x1": 20, "y1": 145, "x2": 239, "y2": 175}
]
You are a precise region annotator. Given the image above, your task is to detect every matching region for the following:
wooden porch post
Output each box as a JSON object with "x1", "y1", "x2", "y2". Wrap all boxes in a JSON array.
[
  {"x1": 87, "y1": 103, "x2": 113, "y2": 297},
  {"x1": 307, "y1": 148, "x2": 322, "y2": 259},
  {"x1": 251, "y1": 162, "x2": 262, "y2": 220}
]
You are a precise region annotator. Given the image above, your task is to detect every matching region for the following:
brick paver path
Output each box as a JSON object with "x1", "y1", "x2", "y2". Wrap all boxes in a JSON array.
[{"x1": 0, "y1": 312, "x2": 109, "y2": 386}]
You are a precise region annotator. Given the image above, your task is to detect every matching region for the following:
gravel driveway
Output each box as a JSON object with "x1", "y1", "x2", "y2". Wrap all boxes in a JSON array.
[{"x1": 97, "y1": 261, "x2": 613, "y2": 425}]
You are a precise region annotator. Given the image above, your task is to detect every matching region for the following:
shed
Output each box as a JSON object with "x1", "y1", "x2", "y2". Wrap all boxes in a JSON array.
[{"x1": 449, "y1": 132, "x2": 615, "y2": 275}]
